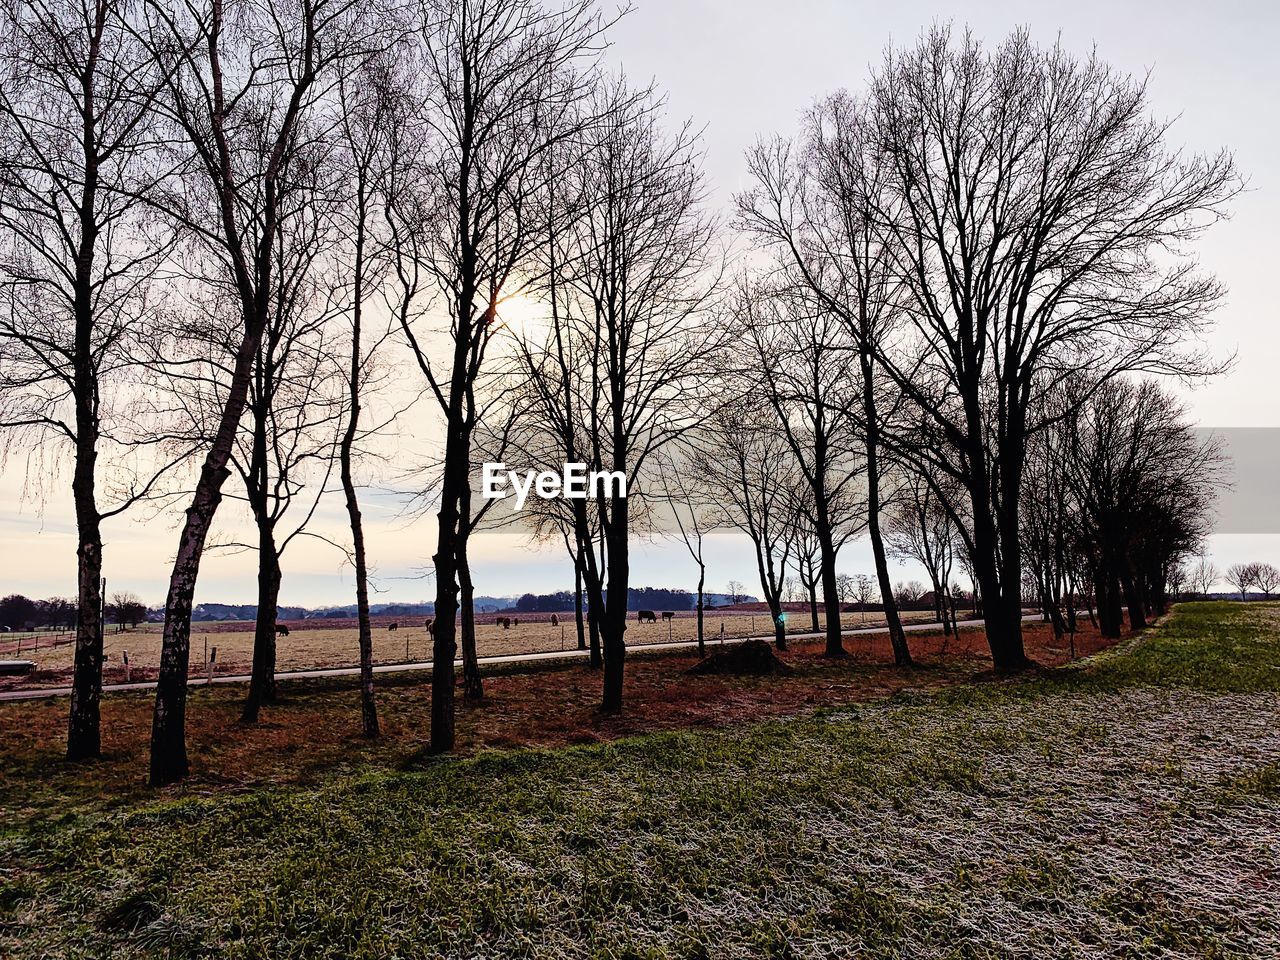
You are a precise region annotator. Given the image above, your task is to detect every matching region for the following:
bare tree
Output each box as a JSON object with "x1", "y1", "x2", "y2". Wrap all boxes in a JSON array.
[
  {"x1": 1253, "y1": 563, "x2": 1280, "y2": 600},
  {"x1": 142, "y1": 0, "x2": 378, "y2": 786},
  {"x1": 326, "y1": 47, "x2": 410, "y2": 738},
  {"x1": 0, "y1": 0, "x2": 181, "y2": 761},
  {"x1": 1225, "y1": 563, "x2": 1257, "y2": 602},
  {"x1": 860, "y1": 27, "x2": 1237, "y2": 669},
  {"x1": 237, "y1": 188, "x2": 344, "y2": 723},
  {"x1": 655, "y1": 448, "x2": 717, "y2": 656},
  {"x1": 852, "y1": 573, "x2": 876, "y2": 624},
  {"x1": 1065, "y1": 379, "x2": 1221, "y2": 635},
  {"x1": 699, "y1": 404, "x2": 796, "y2": 650},
  {"x1": 738, "y1": 90, "x2": 913, "y2": 665},
  {"x1": 107, "y1": 591, "x2": 146, "y2": 630},
  {"x1": 734, "y1": 281, "x2": 866, "y2": 656},
  {"x1": 509, "y1": 79, "x2": 723, "y2": 713},
  {"x1": 383, "y1": 0, "x2": 613, "y2": 750},
  {"x1": 886, "y1": 470, "x2": 959, "y2": 635},
  {"x1": 894, "y1": 580, "x2": 925, "y2": 605},
  {"x1": 1189, "y1": 556, "x2": 1219, "y2": 599}
]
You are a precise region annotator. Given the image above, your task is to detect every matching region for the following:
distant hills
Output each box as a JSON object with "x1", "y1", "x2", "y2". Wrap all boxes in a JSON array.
[{"x1": 150, "y1": 589, "x2": 758, "y2": 622}]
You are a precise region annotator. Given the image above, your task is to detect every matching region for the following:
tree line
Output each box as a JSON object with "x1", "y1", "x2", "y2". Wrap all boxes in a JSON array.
[{"x1": 0, "y1": 2, "x2": 1239, "y2": 786}]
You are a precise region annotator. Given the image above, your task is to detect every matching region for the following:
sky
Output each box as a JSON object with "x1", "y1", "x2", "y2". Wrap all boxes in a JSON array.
[{"x1": 2, "y1": 0, "x2": 1278, "y2": 608}]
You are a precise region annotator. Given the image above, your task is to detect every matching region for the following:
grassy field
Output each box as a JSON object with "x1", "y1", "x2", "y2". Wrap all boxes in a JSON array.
[
  {"x1": 1, "y1": 603, "x2": 1277, "y2": 958},
  {"x1": 2, "y1": 607, "x2": 943, "y2": 689}
]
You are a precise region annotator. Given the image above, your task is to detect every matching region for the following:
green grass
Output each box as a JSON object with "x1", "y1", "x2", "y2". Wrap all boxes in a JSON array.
[{"x1": 2, "y1": 602, "x2": 1278, "y2": 958}]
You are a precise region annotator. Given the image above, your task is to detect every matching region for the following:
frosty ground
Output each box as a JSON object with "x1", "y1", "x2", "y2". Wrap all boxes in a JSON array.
[{"x1": 1, "y1": 602, "x2": 1277, "y2": 959}]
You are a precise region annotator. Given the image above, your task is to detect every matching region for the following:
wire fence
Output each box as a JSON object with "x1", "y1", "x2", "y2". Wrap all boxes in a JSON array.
[{"x1": 0, "y1": 631, "x2": 74, "y2": 657}]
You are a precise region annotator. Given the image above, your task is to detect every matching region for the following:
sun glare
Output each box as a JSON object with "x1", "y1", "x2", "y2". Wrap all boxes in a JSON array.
[{"x1": 496, "y1": 292, "x2": 549, "y2": 339}]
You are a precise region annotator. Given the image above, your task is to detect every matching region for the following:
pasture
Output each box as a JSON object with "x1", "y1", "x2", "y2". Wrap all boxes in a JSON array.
[
  {"x1": 0, "y1": 602, "x2": 1276, "y2": 957},
  {"x1": 1, "y1": 607, "x2": 948, "y2": 689}
]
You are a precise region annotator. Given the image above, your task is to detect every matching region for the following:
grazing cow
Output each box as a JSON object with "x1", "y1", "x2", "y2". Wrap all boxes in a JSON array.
[
  {"x1": 661, "y1": 611, "x2": 675, "y2": 622},
  {"x1": 387, "y1": 622, "x2": 399, "y2": 632},
  {"x1": 498, "y1": 616, "x2": 510, "y2": 629},
  {"x1": 637, "y1": 609, "x2": 657, "y2": 623},
  {"x1": 550, "y1": 613, "x2": 559, "y2": 626},
  {"x1": 275, "y1": 623, "x2": 290, "y2": 636},
  {"x1": 424, "y1": 619, "x2": 434, "y2": 637}
]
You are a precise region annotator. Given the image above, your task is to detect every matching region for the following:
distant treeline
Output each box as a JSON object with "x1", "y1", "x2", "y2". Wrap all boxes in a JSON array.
[
  {"x1": 514, "y1": 587, "x2": 754, "y2": 614},
  {"x1": 0, "y1": 594, "x2": 76, "y2": 631}
]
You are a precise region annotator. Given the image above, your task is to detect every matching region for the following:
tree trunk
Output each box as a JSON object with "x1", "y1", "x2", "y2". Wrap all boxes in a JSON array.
[
  {"x1": 967, "y1": 469, "x2": 1029, "y2": 671},
  {"x1": 339, "y1": 362, "x2": 378, "y2": 735},
  {"x1": 341, "y1": 431, "x2": 378, "y2": 737},
  {"x1": 932, "y1": 582, "x2": 951, "y2": 636},
  {"x1": 340, "y1": 161, "x2": 378, "y2": 738},
  {"x1": 429, "y1": 421, "x2": 465, "y2": 753},
  {"x1": 242, "y1": 526, "x2": 280, "y2": 723},
  {"x1": 150, "y1": 311, "x2": 266, "y2": 786},
  {"x1": 600, "y1": 494, "x2": 629, "y2": 713},
  {"x1": 67, "y1": 439, "x2": 104, "y2": 761},
  {"x1": 862, "y1": 359, "x2": 910, "y2": 665},
  {"x1": 574, "y1": 555, "x2": 587, "y2": 651},
  {"x1": 1096, "y1": 564, "x2": 1124, "y2": 639},
  {"x1": 458, "y1": 526, "x2": 482, "y2": 700},
  {"x1": 65, "y1": 34, "x2": 105, "y2": 763},
  {"x1": 587, "y1": 583, "x2": 603, "y2": 668},
  {"x1": 577, "y1": 526, "x2": 603, "y2": 669},
  {"x1": 696, "y1": 563, "x2": 705, "y2": 657},
  {"x1": 807, "y1": 580, "x2": 819, "y2": 632},
  {"x1": 814, "y1": 517, "x2": 844, "y2": 657},
  {"x1": 1119, "y1": 561, "x2": 1147, "y2": 631}
]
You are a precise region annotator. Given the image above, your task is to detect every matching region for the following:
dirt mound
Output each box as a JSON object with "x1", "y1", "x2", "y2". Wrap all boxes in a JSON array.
[{"x1": 687, "y1": 639, "x2": 791, "y2": 676}]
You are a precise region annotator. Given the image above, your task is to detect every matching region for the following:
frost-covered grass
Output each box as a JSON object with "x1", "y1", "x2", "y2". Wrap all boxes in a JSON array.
[{"x1": 2, "y1": 602, "x2": 1278, "y2": 959}]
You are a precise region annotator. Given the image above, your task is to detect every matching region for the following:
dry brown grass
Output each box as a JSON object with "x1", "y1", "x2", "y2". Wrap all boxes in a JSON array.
[{"x1": 0, "y1": 620, "x2": 1114, "y2": 820}]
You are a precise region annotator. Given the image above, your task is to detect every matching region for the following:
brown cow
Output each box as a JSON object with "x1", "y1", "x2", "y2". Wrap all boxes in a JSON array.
[
  {"x1": 424, "y1": 619, "x2": 434, "y2": 637},
  {"x1": 637, "y1": 610, "x2": 657, "y2": 623}
]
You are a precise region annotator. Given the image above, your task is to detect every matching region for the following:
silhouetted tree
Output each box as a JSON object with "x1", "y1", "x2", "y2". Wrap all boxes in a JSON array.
[
  {"x1": 860, "y1": 27, "x2": 1237, "y2": 668},
  {"x1": 0, "y1": 0, "x2": 177, "y2": 761}
]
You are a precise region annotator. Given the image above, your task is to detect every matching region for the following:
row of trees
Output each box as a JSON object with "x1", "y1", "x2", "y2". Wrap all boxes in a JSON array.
[
  {"x1": 0, "y1": 594, "x2": 77, "y2": 631},
  {"x1": 1221, "y1": 562, "x2": 1280, "y2": 601},
  {"x1": 0, "y1": 591, "x2": 144, "y2": 632},
  {"x1": 0, "y1": 3, "x2": 1238, "y2": 786}
]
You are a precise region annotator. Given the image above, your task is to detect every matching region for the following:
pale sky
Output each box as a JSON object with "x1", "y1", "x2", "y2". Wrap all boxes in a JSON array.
[{"x1": 2, "y1": 0, "x2": 1277, "y2": 607}]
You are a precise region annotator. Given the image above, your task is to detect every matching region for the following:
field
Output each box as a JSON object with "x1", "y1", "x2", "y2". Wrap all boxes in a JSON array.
[
  {"x1": 1, "y1": 606, "x2": 948, "y2": 689},
  {"x1": 1, "y1": 603, "x2": 1276, "y2": 957}
]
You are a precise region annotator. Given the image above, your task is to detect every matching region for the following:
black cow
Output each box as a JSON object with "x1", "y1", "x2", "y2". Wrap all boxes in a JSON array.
[
  {"x1": 387, "y1": 622, "x2": 399, "y2": 632},
  {"x1": 637, "y1": 610, "x2": 657, "y2": 623},
  {"x1": 550, "y1": 613, "x2": 559, "y2": 626},
  {"x1": 275, "y1": 623, "x2": 290, "y2": 636},
  {"x1": 424, "y1": 619, "x2": 434, "y2": 637},
  {"x1": 661, "y1": 611, "x2": 675, "y2": 622}
]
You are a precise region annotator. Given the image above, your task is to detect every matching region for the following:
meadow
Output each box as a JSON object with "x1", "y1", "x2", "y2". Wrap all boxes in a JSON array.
[
  {"x1": 2, "y1": 607, "x2": 946, "y2": 689},
  {"x1": 2, "y1": 603, "x2": 1275, "y2": 957}
]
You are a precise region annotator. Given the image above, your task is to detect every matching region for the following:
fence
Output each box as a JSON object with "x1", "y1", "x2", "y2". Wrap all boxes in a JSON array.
[{"x1": 0, "y1": 631, "x2": 74, "y2": 657}]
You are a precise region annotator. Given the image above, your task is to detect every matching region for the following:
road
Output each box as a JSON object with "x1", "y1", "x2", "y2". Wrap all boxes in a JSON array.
[{"x1": 0, "y1": 615, "x2": 1015, "y2": 702}]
